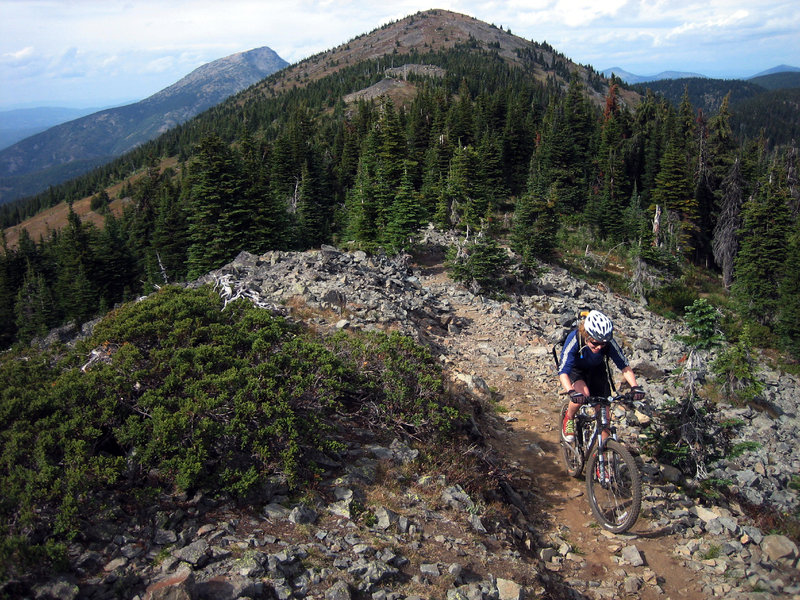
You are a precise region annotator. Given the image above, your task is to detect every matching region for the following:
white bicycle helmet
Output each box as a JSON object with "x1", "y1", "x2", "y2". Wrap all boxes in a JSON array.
[{"x1": 584, "y1": 310, "x2": 614, "y2": 342}]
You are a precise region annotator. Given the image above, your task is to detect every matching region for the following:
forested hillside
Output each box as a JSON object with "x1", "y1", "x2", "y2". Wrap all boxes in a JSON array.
[
  {"x1": 0, "y1": 46, "x2": 288, "y2": 204},
  {"x1": 0, "y1": 8, "x2": 798, "y2": 362},
  {"x1": 631, "y1": 77, "x2": 764, "y2": 116},
  {"x1": 631, "y1": 73, "x2": 800, "y2": 148}
]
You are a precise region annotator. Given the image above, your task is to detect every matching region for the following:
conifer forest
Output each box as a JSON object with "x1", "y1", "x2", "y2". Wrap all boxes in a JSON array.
[{"x1": 0, "y1": 34, "x2": 798, "y2": 360}]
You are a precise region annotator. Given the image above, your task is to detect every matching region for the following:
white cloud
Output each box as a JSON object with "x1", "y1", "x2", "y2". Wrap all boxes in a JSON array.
[
  {"x1": 143, "y1": 56, "x2": 176, "y2": 74},
  {"x1": 2, "y1": 46, "x2": 35, "y2": 63}
]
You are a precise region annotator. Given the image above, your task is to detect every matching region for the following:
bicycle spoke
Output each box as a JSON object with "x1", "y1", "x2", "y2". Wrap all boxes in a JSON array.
[{"x1": 586, "y1": 440, "x2": 641, "y2": 533}]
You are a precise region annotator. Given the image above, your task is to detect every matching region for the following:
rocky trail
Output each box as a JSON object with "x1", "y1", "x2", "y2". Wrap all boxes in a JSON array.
[
  {"x1": 413, "y1": 258, "x2": 709, "y2": 599},
  {"x1": 20, "y1": 240, "x2": 800, "y2": 600}
]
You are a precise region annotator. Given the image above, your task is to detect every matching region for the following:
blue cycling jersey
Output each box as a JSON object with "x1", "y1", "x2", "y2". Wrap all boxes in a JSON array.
[{"x1": 557, "y1": 329, "x2": 629, "y2": 376}]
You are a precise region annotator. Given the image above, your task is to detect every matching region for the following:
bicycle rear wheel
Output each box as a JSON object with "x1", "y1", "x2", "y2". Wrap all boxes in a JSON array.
[
  {"x1": 586, "y1": 440, "x2": 641, "y2": 533},
  {"x1": 559, "y1": 402, "x2": 583, "y2": 478}
]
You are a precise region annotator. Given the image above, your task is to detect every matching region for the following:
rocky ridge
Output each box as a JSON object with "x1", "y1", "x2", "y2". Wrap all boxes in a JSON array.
[{"x1": 17, "y1": 236, "x2": 800, "y2": 600}]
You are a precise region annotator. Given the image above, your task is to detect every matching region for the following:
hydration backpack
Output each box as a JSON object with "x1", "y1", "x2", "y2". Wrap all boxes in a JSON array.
[{"x1": 551, "y1": 309, "x2": 590, "y2": 369}]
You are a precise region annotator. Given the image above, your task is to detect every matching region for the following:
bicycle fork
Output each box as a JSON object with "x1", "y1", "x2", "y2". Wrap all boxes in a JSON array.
[{"x1": 595, "y1": 410, "x2": 617, "y2": 486}]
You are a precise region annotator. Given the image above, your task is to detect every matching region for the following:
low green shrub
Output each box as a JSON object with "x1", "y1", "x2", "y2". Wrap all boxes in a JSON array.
[
  {"x1": 712, "y1": 328, "x2": 764, "y2": 406},
  {"x1": 0, "y1": 285, "x2": 464, "y2": 579},
  {"x1": 445, "y1": 236, "x2": 511, "y2": 298},
  {"x1": 646, "y1": 280, "x2": 699, "y2": 318}
]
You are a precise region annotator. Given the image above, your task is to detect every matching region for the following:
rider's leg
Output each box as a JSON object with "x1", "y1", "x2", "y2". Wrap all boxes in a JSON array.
[{"x1": 565, "y1": 379, "x2": 590, "y2": 420}]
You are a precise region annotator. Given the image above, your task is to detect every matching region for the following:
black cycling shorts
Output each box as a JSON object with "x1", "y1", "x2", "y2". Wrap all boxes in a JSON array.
[{"x1": 567, "y1": 366, "x2": 611, "y2": 398}]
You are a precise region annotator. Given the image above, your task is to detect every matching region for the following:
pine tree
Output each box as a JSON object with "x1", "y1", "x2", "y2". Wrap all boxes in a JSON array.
[
  {"x1": 186, "y1": 136, "x2": 243, "y2": 279},
  {"x1": 651, "y1": 136, "x2": 696, "y2": 255},
  {"x1": 14, "y1": 261, "x2": 54, "y2": 342},
  {"x1": 512, "y1": 167, "x2": 559, "y2": 267},
  {"x1": 776, "y1": 230, "x2": 800, "y2": 358},
  {"x1": 296, "y1": 160, "x2": 327, "y2": 248},
  {"x1": 384, "y1": 163, "x2": 424, "y2": 252},
  {"x1": 731, "y1": 158, "x2": 792, "y2": 325}
]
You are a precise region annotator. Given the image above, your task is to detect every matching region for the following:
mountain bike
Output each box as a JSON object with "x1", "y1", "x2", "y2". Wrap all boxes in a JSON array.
[{"x1": 559, "y1": 391, "x2": 642, "y2": 533}]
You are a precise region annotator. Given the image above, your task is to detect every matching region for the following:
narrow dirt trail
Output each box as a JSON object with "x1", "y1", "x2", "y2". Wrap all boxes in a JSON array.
[{"x1": 416, "y1": 262, "x2": 708, "y2": 599}]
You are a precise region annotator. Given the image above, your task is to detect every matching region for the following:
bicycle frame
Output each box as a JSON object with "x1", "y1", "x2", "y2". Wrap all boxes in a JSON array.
[
  {"x1": 559, "y1": 391, "x2": 642, "y2": 533},
  {"x1": 572, "y1": 394, "x2": 631, "y2": 478}
]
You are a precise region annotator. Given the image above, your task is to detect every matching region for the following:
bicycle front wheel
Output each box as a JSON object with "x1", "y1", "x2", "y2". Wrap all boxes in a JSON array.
[
  {"x1": 559, "y1": 402, "x2": 583, "y2": 478},
  {"x1": 586, "y1": 440, "x2": 641, "y2": 533}
]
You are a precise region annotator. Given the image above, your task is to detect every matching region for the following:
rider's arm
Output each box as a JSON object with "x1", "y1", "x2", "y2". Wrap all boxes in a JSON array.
[
  {"x1": 621, "y1": 366, "x2": 638, "y2": 389},
  {"x1": 559, "y1": 372, "x2": 574, "y2": 394}
]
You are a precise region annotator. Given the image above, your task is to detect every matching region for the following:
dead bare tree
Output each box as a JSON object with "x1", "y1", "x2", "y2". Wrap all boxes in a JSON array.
[{"x1": 712, "y1": 158, "x2": 744, "y2": 289}]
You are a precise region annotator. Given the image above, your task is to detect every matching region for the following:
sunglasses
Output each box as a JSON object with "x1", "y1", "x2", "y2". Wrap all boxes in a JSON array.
[{"x1": 587, "y1": 338, "x2": 607, "y2": 348}]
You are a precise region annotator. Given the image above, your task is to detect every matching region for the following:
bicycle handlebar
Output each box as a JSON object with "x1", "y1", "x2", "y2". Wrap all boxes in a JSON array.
[
  {"x1": 560, "y1": 390, "x2": 636, "y2": 403},
  {"x1": 584, "y1": 392, "x2": 636, "y2": 405}
]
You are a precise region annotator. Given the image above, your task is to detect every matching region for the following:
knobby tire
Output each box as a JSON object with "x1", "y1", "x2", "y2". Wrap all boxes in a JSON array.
[
  {"x1": 559, "y1": 402, "x2": 583, "y2": 478},
  {"x1": 586, "y1": 439, "x2": 641, "y2": 534}
]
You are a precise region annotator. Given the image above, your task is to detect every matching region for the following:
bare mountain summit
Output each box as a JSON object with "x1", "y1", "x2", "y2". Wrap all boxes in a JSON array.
[{"x1": 0, "y1": 46, "x2": 288, "y2": 204}]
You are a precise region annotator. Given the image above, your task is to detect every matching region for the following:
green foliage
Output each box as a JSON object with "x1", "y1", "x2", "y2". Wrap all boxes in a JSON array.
[
  {"x1": 678, "y1": 298, "x2": 724, "y2": 350},
  {"x1": 731, "y1": 158, "x2": 792, "y2": 326},
  {"x1": 646, "y1": 279, "x2": 699, "y2": 319},
  {"x1": 643, "y1": 395, "x2": 740, "y2": 479},
  {"x1": 712, "y1": 327, "x2": 764, "y2": 405},
  {"x1": 0, "y1": 31, "x2": 797, "y2": 373},
  {"x1": 700, "y1": 543, "x2": 722, "y2": 560},
  {"x1": 776, "y1": 231, "x2": 800, "y2": 360},
  {"x1": 511, "y1": 180, "x2": 559, "y2": 266},
  {"x1": 728, "y1": 441, "x2": 761, "y2": 458},
  {"x1": 0, "y1": 286, "x2": 463, "y2": 577},
  {"x1": 445, "y1": 235, "x2": 511, "y2": 298}
]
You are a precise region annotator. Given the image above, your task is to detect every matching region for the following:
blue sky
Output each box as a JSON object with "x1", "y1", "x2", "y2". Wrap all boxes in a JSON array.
[{"x1": 1, "y1": 0, "x2": 798, "y2": 109}]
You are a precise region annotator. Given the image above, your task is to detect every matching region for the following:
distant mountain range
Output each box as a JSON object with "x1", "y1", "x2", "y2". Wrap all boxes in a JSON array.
[
  {"x1": 0, "y1": 106, "x2": 109, "y2": 151},
  {"x1": 601, "y1": 64, "x2": 800, "y2": 84},
  {"x1": 626, "y1": 68, "x2": 800, "y2": 148},
  {"x1": 0, "y1": 46, "x2": 288, "y2": 204},
  {"x1": 601, "y1": 67, "x2": 706, "y2": 84}
]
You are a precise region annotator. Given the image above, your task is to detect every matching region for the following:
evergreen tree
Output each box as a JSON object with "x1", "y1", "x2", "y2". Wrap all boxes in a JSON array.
[
  {"x1": 476, "y1": 130, "x2": 507, "y2": 213},
  {"x1": 0, "y1": 244, "x2": 16, "y2": 347},
  {"x1": 731, "y1": 158, "x2": 792, "y2": 325},
  {"x1": 630, "y1": 90, "x2": 668, "y2": 207},
  {"x1": 449, "y1": 78, "x2": 475, "y2": 147},
  {"x1": 374, "y1": 99, "x2": 408, "y2": 227},
  {"x1": 186, "y1": 136, "x2": 244, "y2": 279},
  {"x1": 592, "y1": 84, "x2": 631, "y2": 241},
  {"x1": 384, "y1": 163, "x2": 424, "y2": 252},
  {"x1": 150, "y1": 186, "x2": 189, "y2": 284},
  {"x1": 706, "y1": 93, "x2": 737, "y2": 186},
  {"x1": 651, "y1": 137, "x2": 696, "y2": 255},
  {"x1": 53, "y1": 205, "x2": 97, "y2": 324},
  {"x1": 344, "y1": 154, "x2": 378, "y2": 246},
  {"x1": 512, "y1": 170, "x2": 559, "y2": 268},
  {"x1": 501, "y1": 94, "x2": 534, "y2": 196},
  {"x1": 777, "y1": 230, "x2": 800, "y2": 358},
  {"x1": 296, "y1": 160, "x2": 327, "y2": 248},
  {"x1": 126, "y1": 159, "x2": 162, "y2": 274},
  {"x1": 446, "y1": 145, "x2": 481, "y2": 231},
  {"x1": 14, "y1": 261, "x2": 54, "y2": 342},
  {"x1": 93, "y1": 212, "x2": 137, "y2": 303}
]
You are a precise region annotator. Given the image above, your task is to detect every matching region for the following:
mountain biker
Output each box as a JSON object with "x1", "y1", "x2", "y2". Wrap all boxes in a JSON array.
[{"x1": 557, "y1": 309, "x2": 644, "y2": 443}]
